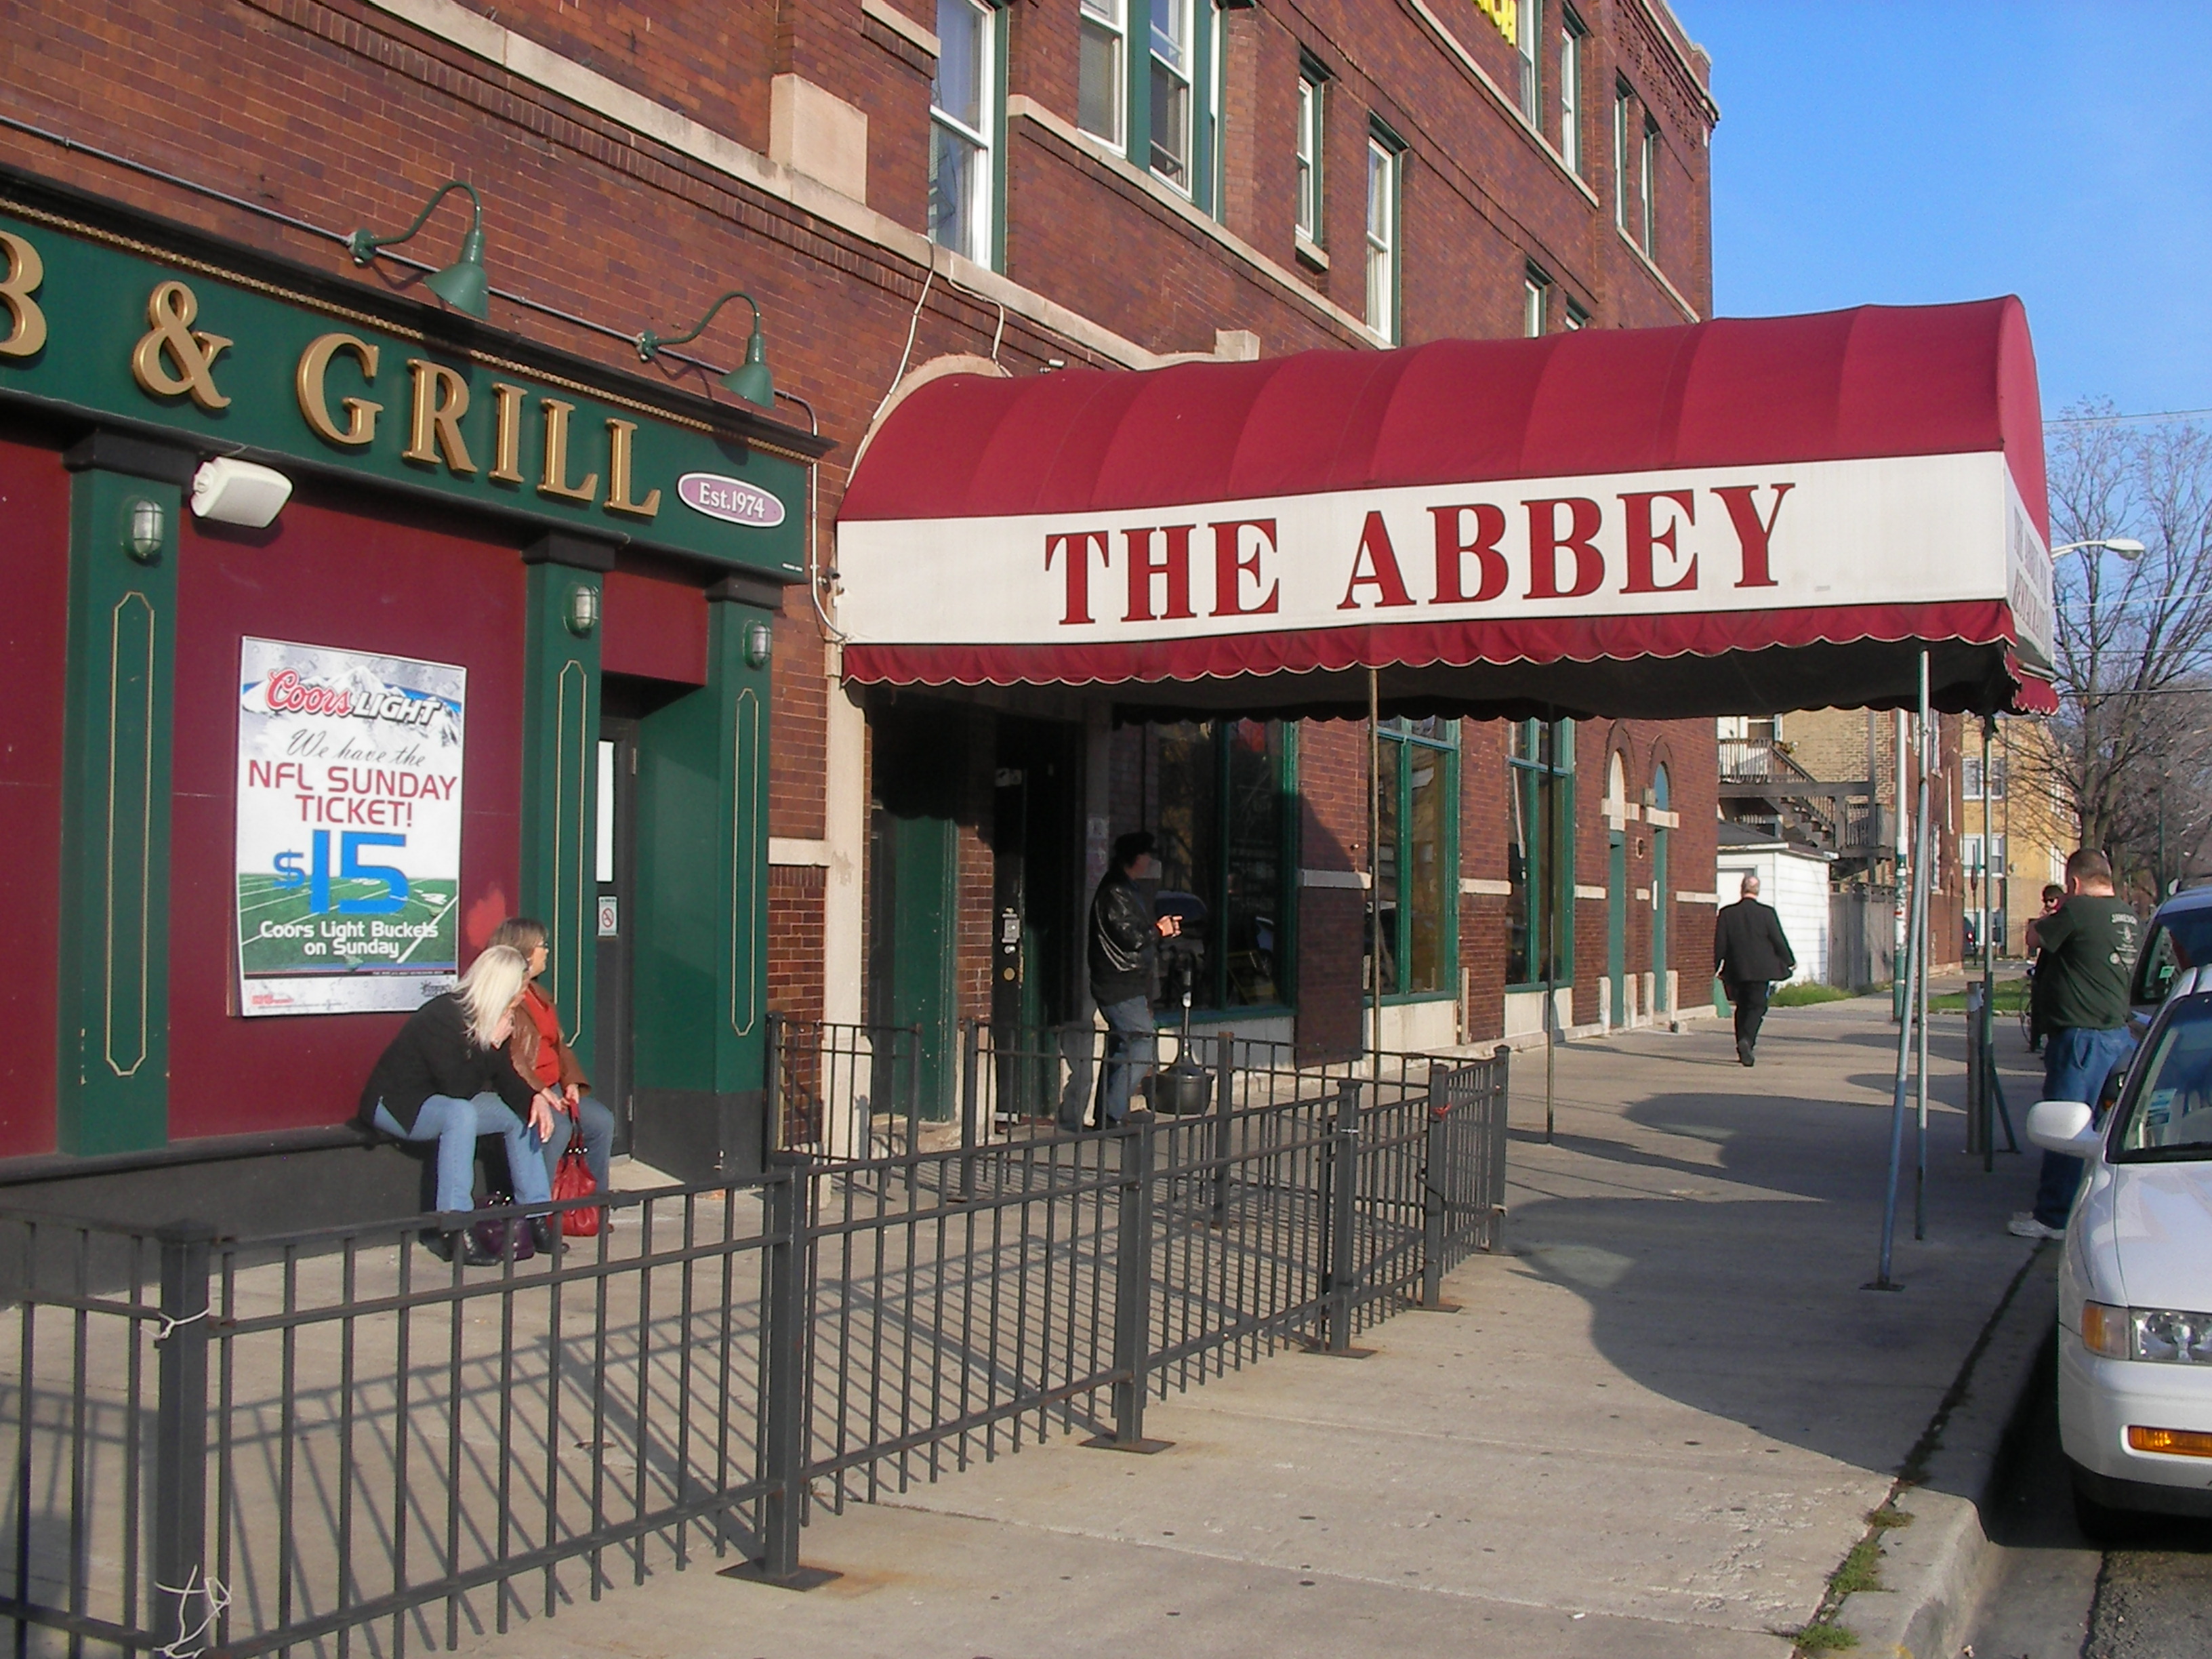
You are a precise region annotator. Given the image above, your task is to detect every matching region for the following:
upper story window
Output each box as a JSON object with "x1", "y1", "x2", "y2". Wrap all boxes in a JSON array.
[
  {"x1": 1612, "y1": 81, "x2": 1633, "y2": 233},
  {"x1": 1149, "y1": 0, "x2": 1195, "y2": 192},
  {"x1": 1563, "y1": 296, "x2": 1589, "y2": 329},
  {"x1": 1078, "y1": 0, "x2": 1128, "y2": 150},
  {"x1": 1295, "y1": 62, "x2": 1326, "y2": 245},
  {"x1": 1365, "y1": 129, "x2": 1402, "y2": 342},
  {"x1": 1523, "y1": 266, "x2": 1549, "y2": 337},
  {"x1": 930, "y1": 0, "x2": 998, "y2": 265},
  {"x1": 1639, "y1": 116, "x2": 1660, "y2": 254},
  {"x1": 1517, "y1": 0, "x2": 1542, "y2": 123},
  {"x1": 1558, "y1": 11, "x2": 1584, "y2": 173}
]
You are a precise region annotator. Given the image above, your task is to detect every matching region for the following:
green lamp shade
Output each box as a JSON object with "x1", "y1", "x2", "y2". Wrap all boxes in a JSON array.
[
  {"x1": 721, "y1": 324, "x2": 775, "y2": 408},
  {"x1": 424, "y1": 228, "x2": 490, "y2": 319}
]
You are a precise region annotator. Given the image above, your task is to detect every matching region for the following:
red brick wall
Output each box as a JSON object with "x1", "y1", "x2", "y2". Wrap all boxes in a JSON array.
[
  {"x1": 1, "y1": 0, "x2": 1722, "y2": 1063},
  {"x1": 767, "y1": 864, "x2": 825, "y2": 1019}
]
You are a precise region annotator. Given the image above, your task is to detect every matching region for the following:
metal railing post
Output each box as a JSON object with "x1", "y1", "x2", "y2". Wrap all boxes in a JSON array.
[
  {"x1": 1486, "y1": 1045, "x2": 1512, "y2": 1250},
  {"x1": 765, "y1": 1015, "x2": 785, "y2": 1155},
  {"x1": 1418, "y1": 1066, "x2": 1453, "y2": 1310},
  {"x1": 152, "y1": 1221, "x2": 213, "y2": 1654},
  {"x1": 1210, "y1": 1031, "x2": 1234, "y2": 1223},
  {"x1": 959, "y1": 1019, "x2": 981, "y2": 1196},
  {"x1": 1964, "y1": 985, "x2": 1986, "y2": 1157},
  {"x1": 724, "y1": 1157, "x2": 837, "y2": 1589},
  {"x1": 1322, "y1": 1079, "x2": 1366, "y2": 1354},
  {"x1": 1090, "y1": 1118, "x2": 1171, "y2": 1452}
]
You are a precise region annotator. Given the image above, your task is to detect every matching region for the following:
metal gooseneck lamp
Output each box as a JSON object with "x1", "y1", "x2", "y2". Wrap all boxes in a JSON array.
[
  {"x1": 636, "y1": 290, "x2": 776, "y2": 408},
  {"x1": 347, "y1": 180, "x2": 491, "y2": 319}
]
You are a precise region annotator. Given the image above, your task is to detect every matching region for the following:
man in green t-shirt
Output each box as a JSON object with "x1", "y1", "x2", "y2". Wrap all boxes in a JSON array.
[{"x1": 2009, "y1": 850, "x2": 2141, "y2": 1240}]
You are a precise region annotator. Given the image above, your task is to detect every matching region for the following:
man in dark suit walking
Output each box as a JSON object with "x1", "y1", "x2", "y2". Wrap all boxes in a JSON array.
[{"x1": 1714, "y1": 873, "x2": 1797, "y2": 1067}]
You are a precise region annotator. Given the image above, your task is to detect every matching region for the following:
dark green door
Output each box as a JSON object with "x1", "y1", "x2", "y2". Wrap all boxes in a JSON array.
[
  {"x1": 1607, "y1": 830, "x2": 1628, "y2": 1027},
  {"x1": 867, "y1": 702, "x2": 966, "y2": 1122}
]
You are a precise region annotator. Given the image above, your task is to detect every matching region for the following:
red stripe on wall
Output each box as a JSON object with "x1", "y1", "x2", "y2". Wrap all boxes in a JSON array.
[{"x1": 0, "y1": 432, "x2": 71, "y2": 1157}]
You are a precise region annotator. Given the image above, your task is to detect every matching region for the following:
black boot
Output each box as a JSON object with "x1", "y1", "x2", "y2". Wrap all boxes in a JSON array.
[
  {"x1": 424, "y1": 1227, "x2": 499, "y2": 1267},
  {"x1": 528, "y1": 1215, "x2": 560, "y2": 1258}
]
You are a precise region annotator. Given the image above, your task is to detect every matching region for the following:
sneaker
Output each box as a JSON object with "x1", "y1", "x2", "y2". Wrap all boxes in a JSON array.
[{"x1": 2007, "y1": 1213, "x2": 2064, "y2": 1240}]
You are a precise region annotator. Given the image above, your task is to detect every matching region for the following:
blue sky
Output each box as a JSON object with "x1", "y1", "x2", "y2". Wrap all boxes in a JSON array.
[{"x1": 1687, "y1": 1, "x2": 2212, "y2": 419}]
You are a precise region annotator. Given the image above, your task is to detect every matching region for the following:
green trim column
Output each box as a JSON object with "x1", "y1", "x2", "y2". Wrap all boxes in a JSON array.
[
  {"x1": 57, "y1": 434, "x2": 192, "y2": 1155},
  {"x1": 520, "y1": 535, "x2": 608, "y2": 1073},
  {"x1": 707, "y1": 576, "x2": 775, "y2": 1092}
]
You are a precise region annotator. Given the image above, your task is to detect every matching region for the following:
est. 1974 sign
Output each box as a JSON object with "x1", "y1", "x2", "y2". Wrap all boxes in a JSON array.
[{"x1": 234, "y1": 637, "x2": 466, "y2": 1017}]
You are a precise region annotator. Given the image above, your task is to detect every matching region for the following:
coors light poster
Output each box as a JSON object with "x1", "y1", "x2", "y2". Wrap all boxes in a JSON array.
[{"x1": 234, "y1": 637, "x2": 467, "y2": 1017}]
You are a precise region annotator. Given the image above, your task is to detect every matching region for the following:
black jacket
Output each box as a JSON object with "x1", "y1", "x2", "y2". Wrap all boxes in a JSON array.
[
  {"x1": 1087, "y1": 869, "x2": 1157, "y2": 1007},
  {"x1": 1713, "y1": 898, "x2": 1796, "y2": 986},
  {"x1": 359, "y1": 993, "x2": 537, "y2": 1134}
]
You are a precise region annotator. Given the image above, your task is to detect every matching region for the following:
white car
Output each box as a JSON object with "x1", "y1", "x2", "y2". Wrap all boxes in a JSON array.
[{"x1": 2028, "y1": 982, "x2": 2212, "y2": 1536}]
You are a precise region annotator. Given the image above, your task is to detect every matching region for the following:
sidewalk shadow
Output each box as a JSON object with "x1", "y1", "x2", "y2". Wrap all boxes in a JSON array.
[{"x1": 1496, "y1": 1071, "x2": 2040, "y2": 1483}]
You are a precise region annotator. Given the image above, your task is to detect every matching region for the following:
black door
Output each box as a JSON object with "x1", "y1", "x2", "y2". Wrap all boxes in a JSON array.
[
  {"x1": 594, "y1": 714, "x2": 640, "y2": 1155},
  {"x1": 990, "y1": 719, "x2": 1081, "y2": 1117}
]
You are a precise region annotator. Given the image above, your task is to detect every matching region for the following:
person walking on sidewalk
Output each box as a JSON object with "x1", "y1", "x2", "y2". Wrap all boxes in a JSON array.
[
  {"x1": 1714, "y1": 873, "x2": 1796, "y2": 1067},
  {"x1": 1061, "y1": 830, "x2": 1181, "y2": 1131},
  {"x1": 2009, "y1": 850, "x2": 2142, "y2": 1240}
]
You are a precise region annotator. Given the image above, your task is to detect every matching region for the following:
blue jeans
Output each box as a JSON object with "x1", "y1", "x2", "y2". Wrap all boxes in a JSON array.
[
  {"x1": 1096, "y1": 995, "x2": 1155, "y2": 1126},
  {"x1": 2031, "y1": 1025, "x2": 2136, "y2": 1227},
  {"x1": 541, "y1": 1094, "x2": 615, "y2": 1193},
  {"x1": 373, "y1": 1094, "x2": 554, "y2": 1217}
]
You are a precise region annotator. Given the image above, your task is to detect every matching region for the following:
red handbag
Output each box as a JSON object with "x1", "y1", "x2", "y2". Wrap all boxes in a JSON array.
[{"x1": 552, "y1": 1106, "x2": 602, "y2": 1237}]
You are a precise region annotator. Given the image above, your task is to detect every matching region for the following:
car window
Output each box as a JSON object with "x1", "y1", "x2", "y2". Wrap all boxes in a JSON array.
[
  {"x1": 2113, "y1": 996, "x2": 2212, "y2": 1160},
  {"x1": 2133, "y1": 909, "x2": 2212, "y2": 1004}
]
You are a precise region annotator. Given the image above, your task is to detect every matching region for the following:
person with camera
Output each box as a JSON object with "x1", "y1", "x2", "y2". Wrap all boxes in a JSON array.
[{"x1": 1065, "y1": 830, "x2": 1181, "y2": 1132}]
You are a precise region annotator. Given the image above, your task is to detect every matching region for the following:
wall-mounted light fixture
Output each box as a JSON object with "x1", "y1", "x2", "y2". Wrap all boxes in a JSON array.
[
  {"x1": 743, "y1": 618, "x2": 773, "y2": 669},
  {"x1": 124, "y1": 497, "x2": 165, "y2": 562},
  {"x1": 566, "y1": 582, "x2": 601, "y2": 638},
  {"x1": 348, "y1": 181, "x2": 491, "y2": 319},
  {"x1": 636, "y1": 290, "x2": 775, "y2": 408}
]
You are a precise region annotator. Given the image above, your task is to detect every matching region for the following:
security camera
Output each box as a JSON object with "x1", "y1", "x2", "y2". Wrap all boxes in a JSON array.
[{"x1": 190, "y1": 457, "x2": 293, "y2": 529}]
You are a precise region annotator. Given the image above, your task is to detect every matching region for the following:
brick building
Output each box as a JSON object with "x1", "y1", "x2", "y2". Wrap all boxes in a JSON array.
[{"x1": 0, "y1": 0, "x2": 1729, "y2": 1211}]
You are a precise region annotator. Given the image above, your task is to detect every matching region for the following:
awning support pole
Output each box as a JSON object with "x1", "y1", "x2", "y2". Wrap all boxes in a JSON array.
[
  {"x1": 1914, "y1": 654, "x2": 1931, "y2": 1241},
  {"x1": 1873, "y1": 653, "x2": 1933, "y2": 1290},
  {"x1": 1980, "y1": 715, "x2": 1998, "y2": 1172},
  {"x1": 1368, "y1": 666, "x2": 1382, "y2": 1093}
]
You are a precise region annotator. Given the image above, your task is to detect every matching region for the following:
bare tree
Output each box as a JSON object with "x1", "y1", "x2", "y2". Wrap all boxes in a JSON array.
[{"x1": 2036, "y1": 403, "x2": 2212, "y2": 898}]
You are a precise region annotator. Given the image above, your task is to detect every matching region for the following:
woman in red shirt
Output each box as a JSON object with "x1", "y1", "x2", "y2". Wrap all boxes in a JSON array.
[{"x1": 489, "y1": 917, "x2": 615, "y2": 1204}]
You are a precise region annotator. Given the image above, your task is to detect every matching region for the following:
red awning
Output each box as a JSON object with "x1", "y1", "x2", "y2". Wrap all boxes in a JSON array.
[{"x1": 837, "y1": 300, "x2": 2056, "y2": 721}]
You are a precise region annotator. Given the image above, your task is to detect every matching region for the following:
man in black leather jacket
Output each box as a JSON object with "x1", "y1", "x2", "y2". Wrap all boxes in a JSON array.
[
  {"x1": 1061, "y1": 831, "x2": 1181, "y2": 1130},
  {"x1": 1713, "y1": 872, "x2": 1796, "y2": 1067}
]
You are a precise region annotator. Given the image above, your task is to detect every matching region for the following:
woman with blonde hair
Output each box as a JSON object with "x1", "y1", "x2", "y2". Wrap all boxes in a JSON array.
[
  {"x1": 358, "y1": 943, "x2": 560, "y2": 1264},
  {"x1": 487, "y1": 916, "x2": 615, "y2": 1205}
]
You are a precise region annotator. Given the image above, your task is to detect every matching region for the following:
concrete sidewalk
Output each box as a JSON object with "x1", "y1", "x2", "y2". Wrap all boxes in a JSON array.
[{"x1": 453, "y1": 994, "x2": 2047, "y2": 1659}]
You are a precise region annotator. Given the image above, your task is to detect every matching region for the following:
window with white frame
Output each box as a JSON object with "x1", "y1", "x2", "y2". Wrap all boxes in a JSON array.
[
  {"x1": 1517, "y1": 0, "x2": 1542, "y2": 123},
  {"x1": 1365, "y1": 132, "x2": 1400, "y2": 341},
  {"x1": 1559, "y1": 10, "x2": 1584, "y2": 173},
  {"x1": 1563, "y1": 297, "x2": 1589, "y2": 329},
  {"x1": 1078, "y1": 0, "x2": 1126, "y2": 149},
  {"x1": 1149, "y1": 0, "x2": 1194, "y2": 192},
  {"x1": 1640, "y1": 115, "x2": 1659, "y2": 253},
  {"x1": 930, "y1": 0, "x2": 996, "y2": 264},
  {"x1": 1963, "y1": 755, "x2": 2007, "y2": 800},
  {"x1": 1295, "y1": 62, "x2": 1325, "y2": 245},
  {"x1": 1613, "y1": 81, "x2": 1632, "y2": 232},
  {"x1": 1523, "y1": 267, "x2": 1549, "y2": 337}
]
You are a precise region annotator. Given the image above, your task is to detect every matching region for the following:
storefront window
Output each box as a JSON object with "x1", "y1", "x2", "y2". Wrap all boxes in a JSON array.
[
  {"x1": 1507, "y1": 719, "x2": 1574, "y2": 987},
  {"x1": 1145, "y1": 720, "x2": 1290, "y2": 1010},
  {"x1": 1370, "y1": 718, "x2": 1458, "y2": 997}
]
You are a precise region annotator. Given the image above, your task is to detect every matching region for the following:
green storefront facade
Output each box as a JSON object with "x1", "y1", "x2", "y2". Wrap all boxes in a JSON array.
[{"x1": 0, "y1": 169, "x2": 828, "y2": 1205}]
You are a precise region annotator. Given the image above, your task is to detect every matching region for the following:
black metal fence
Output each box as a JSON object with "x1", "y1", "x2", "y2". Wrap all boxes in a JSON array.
[{"x1": 3, "y1": 1048, "x2": 1507, "y2": 1658}]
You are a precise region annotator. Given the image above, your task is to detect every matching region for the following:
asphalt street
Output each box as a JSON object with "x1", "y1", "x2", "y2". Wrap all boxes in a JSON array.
[{"x1": 1965, "y1": 1335, "x2": 2212, "y2": 1659}]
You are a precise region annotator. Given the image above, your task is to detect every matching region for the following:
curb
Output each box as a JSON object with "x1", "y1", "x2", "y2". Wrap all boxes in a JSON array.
[{"x1": 1830, "y1": 1244, "x2": 2058, "y2": 1658}]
